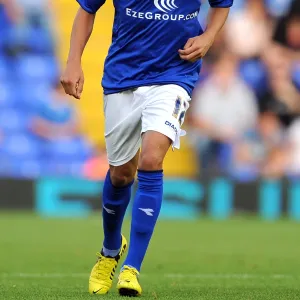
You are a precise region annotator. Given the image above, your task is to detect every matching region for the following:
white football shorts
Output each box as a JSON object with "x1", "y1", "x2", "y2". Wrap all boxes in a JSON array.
[{"x1": 104, "y1": 84, "x2": 190, "y2": 166}]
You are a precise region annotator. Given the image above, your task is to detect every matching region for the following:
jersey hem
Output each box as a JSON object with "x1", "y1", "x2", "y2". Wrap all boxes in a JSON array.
[
  {"x1": 103, "y1": 81, "x2": 194, "y2": 97},
  {"x1": 210, "y1": 4, "x2": 233, "y2": 7}
]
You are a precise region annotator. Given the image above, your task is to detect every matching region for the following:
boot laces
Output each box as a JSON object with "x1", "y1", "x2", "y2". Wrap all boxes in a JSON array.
[{"x1": 95, "y1": 252, "x2": 116, "y2": 278}]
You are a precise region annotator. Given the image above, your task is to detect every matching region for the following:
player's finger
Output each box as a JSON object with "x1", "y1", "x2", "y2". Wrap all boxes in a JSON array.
[
  {"x1": 60, "y1": 77, "x2": 69, "y2": 92},
  {"x1": 182, "y1": 47, "x2": 205, "y2": 60},
  {"x1": 182, "y1": 54, "x2": 201, "y2": 62},
  {"x1": 76, "y1": 76, "x2": 84, "y2": 99},
  {"x1": 189, "y1": 54, "x2": 202, "y2": 62},
  {"x1": 178, "y1": 45, "x2": 198, "y2": 56},
  {"x1": 183, "y1": 38, "x2": 195, "y2": 50},
  {"x1": 61, "y1": 82, "x2": 72, "y2": 95},
  {"x1": 67, "y1": 83, "x2": 77, "y2": 97},
  {"x1": 179, "y1": 49, "x2": 200, "y2": 61},
  {"x1": 62, "y1": 80, "x2": 77, "y2": 97}
]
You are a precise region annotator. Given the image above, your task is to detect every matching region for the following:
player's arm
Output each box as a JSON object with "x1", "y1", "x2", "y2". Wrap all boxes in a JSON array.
[
  {"x1": 60, "y1": 0, "x2": 105, "y2": 99},
  {"x1": 179, "y1": 0, "x2": 233, "y2": 62},
  {"x1": 1, "y1": 0, "x2": 22, "y2": 23}
]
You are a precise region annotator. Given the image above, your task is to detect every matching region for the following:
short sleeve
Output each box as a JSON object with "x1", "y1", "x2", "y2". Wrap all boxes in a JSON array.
[
  {"x1": 76, "y1": 0, "x2": 106, "y2": 14},
  {"x1": 208, "y1": 0, "x2": 233, "y2": 8}
]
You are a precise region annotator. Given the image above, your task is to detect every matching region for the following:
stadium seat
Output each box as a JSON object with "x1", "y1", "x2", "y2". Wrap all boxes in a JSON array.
[
  {"x1": 37, "y1": 138, "x2": 91, "y2": 178},
  {"x1": 16, "y1": 83, "x2": 51, "y2": 112},
  {"x1": 1, "y1": 133, "x2": 40, "y2": 159},
  {"x1": 15, "y1": 54, "x2": 59, "y2": 84},
  {"x1": 15, "y1": 159, "x2": 42, "y2": 178},
  {"x1": 0, "y1": 108, "x2": 30, "y2": 132},
  {"x1": 0, "y1": 25, "x2": 11, "y2": 51},
  {"x1": 26, "y1": 27, "x2": 55, "y2": 54},
  {"x1": 0, "y1": 55, "x2": 9, "y2": 80},
  {"x1": 0, "y1": 82, "x2": 17, "y2": 108},
  {"x1": 45, "y1": 138, "x2": 92, "y2": 161},
  {"x1": 69, "y1": 161, "x2": 86, "y2": 177},
  {"x1": 40, "y1": 159, "x2": 84, "y2": 177},
  {"x1": 0, "y1": 154, "x2": 14, "y2": 177}
]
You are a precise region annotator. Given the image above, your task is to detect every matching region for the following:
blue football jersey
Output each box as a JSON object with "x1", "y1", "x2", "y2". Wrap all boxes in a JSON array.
[{"x1": 77, "y1": 0, "x2": 233, "y2": 96}]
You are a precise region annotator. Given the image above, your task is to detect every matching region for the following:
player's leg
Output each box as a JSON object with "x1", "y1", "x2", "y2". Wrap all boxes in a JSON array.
[
  {"x1": 89, "y1": 90, "x2": 143, "y2": 295},
  {"x1": 118, "y1": 132, "x2": 170, "y2": 297},
  {"x1": 101, "y1": 154, "x2": 139, "y2": 259},
  {"x1": 124, "y1": 131, "x2": 170, "y2": 268},
  {"x1": 118, "y1": 85, "x2": 190, "y2": 297}
]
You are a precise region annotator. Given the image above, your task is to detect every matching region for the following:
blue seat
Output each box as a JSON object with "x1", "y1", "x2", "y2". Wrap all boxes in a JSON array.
[
  {"x1": 0, "y1": 56, "x2": 9, "y2": 80},
  {"x1": 0, "y1": 82, "x2": 17, "y2": 108},
  {"x1": 15, "y1": 83, "x2": 51, "y2": 112},
  {"x1": 1, "y1": 133, "x2": 40, "y2": 159},
  {"x1": 15, "y1": 54, "x2": 59, "y2": 84},
  {"x1": 69, "y1": 161, "x2": 85, "y2": 177},
  {"x1": 38, "y1": 159, "x2": 55, "y2": 176},
  {"x1": 0, "y1": 21, "x2": 12, "y2": 51},
  {"x1": 14, "y1": 159, "x2": 42, "y2": 178},
  {"x1": 0, "y1": 109, "x2": 30, "y2": 132},
  {"x1": 0, "y1": 154, "x2": 14, "y2": 177},
  {"x1": 0, "y1": 157, "x2": 42, "y2": 179},
  {"x1": 74, "y1": 139, "x2": 93, "y2": 160},
  {"x1": 46, "y1": 138, "x2": 92, "y2": 161},
  {"x1": 26, "y1": 27, "x2": 54, "y2": 54},
  {"x1": 40, "y1": 159, "x2": 79, "y2": 177},
  {"x1": 53, "y1": 160, "x2": 85, "y2": 178}
]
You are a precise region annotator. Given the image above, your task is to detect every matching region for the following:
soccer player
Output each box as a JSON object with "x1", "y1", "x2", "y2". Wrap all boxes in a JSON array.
[{"x1": 61, "y1": 0, "x2": 232, "y2": 296}]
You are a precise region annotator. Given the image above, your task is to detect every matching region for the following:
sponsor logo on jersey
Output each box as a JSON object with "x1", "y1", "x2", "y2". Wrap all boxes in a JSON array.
[
  {"x1": 165, "y1": 120, "x2": 178, "y2": 134},
  {"x1": 154, "y1": 0, "x2": 178, "y2": 13},
  {"x1": 126, "y1": 0, "x2": 198, "y2": 22}
]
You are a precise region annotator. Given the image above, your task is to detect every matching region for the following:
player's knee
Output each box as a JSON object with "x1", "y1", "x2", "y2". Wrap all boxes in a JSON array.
[
  {"x1": 110, "y1": 166, "x2": 135, "y2": 187},
  {"x1": 139, "y1": 152, "x2": 163, "y2": 171}
]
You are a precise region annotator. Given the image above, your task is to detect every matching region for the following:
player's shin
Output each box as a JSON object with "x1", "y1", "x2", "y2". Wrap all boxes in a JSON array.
[
  {"x1": 123, "y1": 170, "x2": 163, "y2": 271},
  {"x1": 102, "y1": 170, "x2": 133, "y2": 256}
]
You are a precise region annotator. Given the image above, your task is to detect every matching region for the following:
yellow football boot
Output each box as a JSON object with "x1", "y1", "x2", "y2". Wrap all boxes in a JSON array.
[
  {"x1": 117, "y1": 265, "x2": 142, "y2": 297},
  {"x1": 89, "y1": 235, "x2": 127, "y2": 295}
]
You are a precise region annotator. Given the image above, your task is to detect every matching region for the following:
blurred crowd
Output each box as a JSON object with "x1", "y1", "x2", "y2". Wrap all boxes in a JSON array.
[
  {"x1": 1, "y1": 0, "x2": 300, "y2": 181},
  {"x1": 0, "y1": 0, "x2": 107, "y2": 179},
  {"x1": 189, "y1": 0, "x2": 300, "y2": 180}
]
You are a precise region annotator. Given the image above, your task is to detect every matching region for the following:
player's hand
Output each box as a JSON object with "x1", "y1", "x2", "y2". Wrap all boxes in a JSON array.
[
  {"x1": 60, "y1": 62, "x2": 84, "y2": 99},
  {"x1": 179, "y1": 32, "x2": 215, "y2": 62}
]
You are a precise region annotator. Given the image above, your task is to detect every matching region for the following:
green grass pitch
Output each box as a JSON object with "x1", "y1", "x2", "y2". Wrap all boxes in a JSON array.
[{"x1": 1, "y1": 213, "x2": 300, "y2": 299}]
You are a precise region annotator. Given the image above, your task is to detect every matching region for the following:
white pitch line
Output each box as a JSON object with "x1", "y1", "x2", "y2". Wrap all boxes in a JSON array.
[
  {"x1": 164, "y1": 274, "x2": 298, "y2": 280},
  {"x1": 1, "y1": 273, "x2": 299, "y2": 279},
  {"x1": 0, "y1": 273, "x2": 88, "y2": 278}
]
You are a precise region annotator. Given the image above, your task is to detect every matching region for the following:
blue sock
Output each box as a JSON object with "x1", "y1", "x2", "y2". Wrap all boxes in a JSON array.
[
  {"x1": 102, "y1": 171, "x2": 133, "y2": 256},
  {"x1": 123, "y1": 170, "x2": 163, "y2": 271}
]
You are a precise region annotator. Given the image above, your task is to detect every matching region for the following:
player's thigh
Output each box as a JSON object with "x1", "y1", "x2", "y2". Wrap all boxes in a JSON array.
[
  {"x1": 104, "y1": 91, "x2": 143, "y2": 167},
  {"x1": 141, "y1": 84, "x2": 190, "y2": 150}
]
